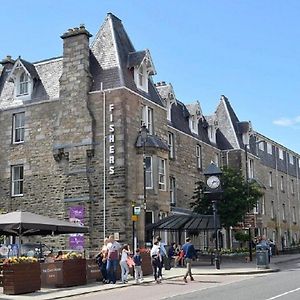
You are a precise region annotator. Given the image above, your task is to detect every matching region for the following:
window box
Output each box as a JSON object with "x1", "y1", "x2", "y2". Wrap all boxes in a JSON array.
[{"x1": 3, "y1": 262, "x2": 41, "y2": 295}]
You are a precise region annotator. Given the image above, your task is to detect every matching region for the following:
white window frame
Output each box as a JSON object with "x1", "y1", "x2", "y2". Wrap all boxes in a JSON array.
[
  {"x1": 278, "y1": 148, "x2": 284, "y2": 160},
  {"x1": 169, "y1": 176, "x2": 176, "y2": 205},
  {"x1": 269, "y1": 171, "x2": 273, "y2": 187},
  {"x1": 258, "y1": 141, "x2": 264, "y2": 151},
  {"x1": 168, "y1": 132, "x2": 175, "y2": 159},
  {"x1": 196, "y1": 145, "x2": 202, "y2": 169},
  {"x1": 189, "y1": 116, "x2": 198, "y2": 134},
  {"x1": 261, "y1": 195, "x2": 265, "y2": 215},
  {"x1": 291, "y1": 179, "x2": 295, "y2": 194},
  {"x1": 18, "y1": 71, "x2": 29, "y2": 95},
  {"x1": 158, "y1": 158, "x2": 166, "y2": 191},
  {"x1": 289, "y1": 153, "x2": 294, "y2": 165},
  {"x1": 292, "y1": 206, "x2": 296, "y2": 223},
  {"x1": 271, "y1": 201, "x2": 275, "y2": 219},
  {"x1": 135, "y1": 62, "x2": 148, "y2": 92},
  {"x1": 280, "y1": 176, "x2": 284, "y2": 191},
  {"x1": 11, "y1": 165, "x2": 24, "y2": 196},
  {"x1": 142, "y1": 105, "x2": 153, "y2": 135},
  {"x1": 248, "y1": 158, "x2": 254, "y2": 179},
  {"x1": 12, "y1": 112, "x2": 25, "y2": 144},
  {"x1": 267, "y1": 142, "x2": 272, "y2": 154},
  {"x1": 282, "y1": 203, "x2": 286, "y2": 221},
  {"x1": 145, "y1": 156, "x2": 153, "y2": 189}
]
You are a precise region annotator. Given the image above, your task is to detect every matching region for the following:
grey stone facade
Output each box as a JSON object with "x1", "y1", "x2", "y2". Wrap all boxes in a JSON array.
[{"x1": 0, "y1": 13, "x2": 299, "y2": 252}]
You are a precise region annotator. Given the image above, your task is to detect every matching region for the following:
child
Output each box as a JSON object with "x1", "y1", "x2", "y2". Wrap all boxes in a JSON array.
[{"x1": 133, "y1": 248, "x2": 143, "y2": 284}]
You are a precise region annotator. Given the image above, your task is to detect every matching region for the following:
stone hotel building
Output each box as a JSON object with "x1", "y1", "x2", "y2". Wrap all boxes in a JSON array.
[{"x1": 0, "y1": 13, "x2": 299, "y2": 251}]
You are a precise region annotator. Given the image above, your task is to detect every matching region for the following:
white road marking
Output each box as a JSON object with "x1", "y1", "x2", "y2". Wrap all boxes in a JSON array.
[{"x1": 266, "y1": 287, "x2": 300, "y2": 300}]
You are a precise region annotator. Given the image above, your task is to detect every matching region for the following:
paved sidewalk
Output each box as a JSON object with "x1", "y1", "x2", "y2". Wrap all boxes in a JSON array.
[{"x1": 1, "y1": 253, "x2": 299, "y2": 300}]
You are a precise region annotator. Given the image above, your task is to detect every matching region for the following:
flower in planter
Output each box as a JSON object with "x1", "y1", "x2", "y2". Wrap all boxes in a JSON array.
[{"x1": 3, "y1": 256, "x2": 38, "y2": 265}]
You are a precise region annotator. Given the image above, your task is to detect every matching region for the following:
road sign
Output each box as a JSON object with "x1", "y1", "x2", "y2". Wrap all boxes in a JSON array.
[{"x1": 134, "y1": 206, "x2": 141, "y2": 215}]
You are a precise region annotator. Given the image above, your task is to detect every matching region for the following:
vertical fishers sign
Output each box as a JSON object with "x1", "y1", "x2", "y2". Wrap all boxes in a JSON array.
[
  {"x1": 108, "y1": 103, "x2": 115, "y2": 174},
  {"x1": 69, "y1": 206, "x2": 85, "y2": 250}
]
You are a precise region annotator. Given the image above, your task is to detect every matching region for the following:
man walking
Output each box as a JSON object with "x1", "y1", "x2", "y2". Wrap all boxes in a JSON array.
[{"x1": 182, "y1": 237, "x2": 197, "y2": 283}]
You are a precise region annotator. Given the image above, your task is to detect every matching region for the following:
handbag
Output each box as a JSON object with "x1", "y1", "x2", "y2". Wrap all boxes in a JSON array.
[{"x1": 126, "y1": 256, "x2": 135, "y2": 268}]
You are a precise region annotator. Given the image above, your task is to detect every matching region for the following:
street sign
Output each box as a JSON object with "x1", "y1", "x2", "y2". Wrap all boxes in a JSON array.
[
  {"x1": 134, "y1": 206, "x2": 141, "y2": 215},
  {"x1": 131, "y1": 215, "x2": 138, "y2": 222}
]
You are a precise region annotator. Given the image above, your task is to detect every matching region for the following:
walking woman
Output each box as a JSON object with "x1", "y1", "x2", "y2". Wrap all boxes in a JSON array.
[
  {"x1": 150, "y1": 240, "x2": 162, "y2": 283},
  {"x1": 120, "y1": 244, "x2": 130, "y2": 283}
]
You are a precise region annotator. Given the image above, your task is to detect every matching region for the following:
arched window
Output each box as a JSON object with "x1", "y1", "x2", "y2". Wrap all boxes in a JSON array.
[{"x1": 19, "y1": 71, "x2": 29, "y2": 95}]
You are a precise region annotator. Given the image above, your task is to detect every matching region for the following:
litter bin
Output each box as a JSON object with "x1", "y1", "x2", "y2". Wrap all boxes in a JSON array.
[{"x1": 256, "y1": 244, "x2": 270, "y2": 269}]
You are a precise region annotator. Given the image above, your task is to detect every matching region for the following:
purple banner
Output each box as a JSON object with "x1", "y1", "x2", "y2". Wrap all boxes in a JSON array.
[{"x1": 69, "y1": 206, "x2": 85, "y2": 250}]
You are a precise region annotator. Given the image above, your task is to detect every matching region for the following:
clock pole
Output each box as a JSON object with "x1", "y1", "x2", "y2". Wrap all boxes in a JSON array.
[{"x1": 204, "y1": 162, "x2": 223, "y2": 270}]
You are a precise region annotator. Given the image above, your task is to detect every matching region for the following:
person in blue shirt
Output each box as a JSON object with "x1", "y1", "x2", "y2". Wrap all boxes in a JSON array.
[
  {"x1": 182, "y1": 237, "x2": 197, "y2": 283},
  {"x1": 133, "y1": 248, "x2": 143, "y2": 284}
]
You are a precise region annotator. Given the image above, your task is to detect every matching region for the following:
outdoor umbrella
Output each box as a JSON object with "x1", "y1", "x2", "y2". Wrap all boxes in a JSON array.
[
  {"x1": 0, "y1": 211, "x2": 89, "y2": 256},
  {"x1": 0, "y1": 211, "x2": 88, "y2": 236}
]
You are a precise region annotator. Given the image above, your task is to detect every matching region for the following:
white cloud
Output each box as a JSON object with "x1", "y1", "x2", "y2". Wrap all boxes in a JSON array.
[{"x1": 273, "y1": 116, "x2": 300, "y2": 127}]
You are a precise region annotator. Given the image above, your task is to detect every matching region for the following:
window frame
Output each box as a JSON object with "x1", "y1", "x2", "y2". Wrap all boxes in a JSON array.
[
  {"x1": 168, "y1": 132, "x2": 175, "y2": 159},
  {"x1": 267, "y1": 142, "x2": 272, "y2": 154},
  {"x1": 269, "y1": 171, "x2": 273, "y2": 188},
  {"x1": 12, "y1": 112, "x2": 25, "y2": 144},
  {"x1": 278, "y1": 148, "x2": 284, "y2": 160},
  {"x1": 196, "y1": 144, "x2": 202, "y2": 170},
  {"x1": 11, "y1": 165, "x2": 24, "y2": 197},
  {"x1": 18, "y1": 71, "x2": 29, "y2": 96},
  {"x1": 169, "y1": 176, "x2": 176, "y2": 206},
  {"x1": 141, "y1": 105, "x2": 153, "y2": 135},
  {"x1": 158, "y1": 158, "x2": 166, "y2": 191},
  {"x1": 145, "y1": 156, "x2": 153, "y2": 189}
]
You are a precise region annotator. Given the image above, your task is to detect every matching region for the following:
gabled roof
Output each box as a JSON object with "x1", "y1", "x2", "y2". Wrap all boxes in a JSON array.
[
  {"x1": 127, "y1": 49, "x2": 156, "y2": 75},
  {"x1": 91, "y1": 13, "x2": 163, "y2": 106},
  {"x1": 7, "y1": 57, "x2": 39, "y2": 82},
  {"x1": 215, "y1": 95, "x2": 242, "y2": 150}
]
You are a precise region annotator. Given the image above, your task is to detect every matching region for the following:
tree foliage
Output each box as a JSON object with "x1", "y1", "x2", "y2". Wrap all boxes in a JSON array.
[{"x1": 191, "y1": 166, "x2": 264, "y2": 228}]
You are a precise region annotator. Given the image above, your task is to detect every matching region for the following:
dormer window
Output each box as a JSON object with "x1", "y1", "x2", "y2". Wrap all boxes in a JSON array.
[
  {"x1": 19, "y1": 71, "x2": 29, "y2": 95},
  {"x1": 128, "y1": 50, "x2": 156, "y2": 94},
  {"x1": 135, "y1": 61, "x2": 148, "y2": 92},
  {"x1": 6, "y1": 57, "x2": 39, "y2": 101},
  {"x1": 189, "y1": 116, "x2": 198, "y2": 134}
]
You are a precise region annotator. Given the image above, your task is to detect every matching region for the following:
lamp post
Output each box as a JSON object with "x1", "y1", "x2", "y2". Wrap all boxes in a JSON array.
[
  {"x1": 204, "y1": 162, "x2": 223, "y2": 270},
  {"x1": 140, "y1": 124, "x2": 148, "y2": 246},
  {"x1": 244, "y1": 138, "x2": 264, "y2": 261}
]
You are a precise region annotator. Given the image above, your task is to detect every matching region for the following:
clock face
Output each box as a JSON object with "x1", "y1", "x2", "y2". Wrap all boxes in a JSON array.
[{"x1": 206, "y1": 176, "x2": 220, "y2": 189}]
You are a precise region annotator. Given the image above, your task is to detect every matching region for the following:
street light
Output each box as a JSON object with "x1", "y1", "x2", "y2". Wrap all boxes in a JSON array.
[
  {"x1": 244, "y1": 138, "x2": 264, "y2": 262},
  {"x1": 204, "y1": 162, "x2": 223, "y2": 270},
  {"x1": 140, "y1": 124, "x2": 148, "y2": 246}
]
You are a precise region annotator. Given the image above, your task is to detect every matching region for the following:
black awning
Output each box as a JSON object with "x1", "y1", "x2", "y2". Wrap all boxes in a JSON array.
[{"x1": 146, "y1": 213, "x2": 220, "y2": 232}]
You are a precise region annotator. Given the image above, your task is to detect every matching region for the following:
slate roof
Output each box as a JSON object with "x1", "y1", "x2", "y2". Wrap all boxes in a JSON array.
[{"x1": 90, "y1": 13, "x2": 163, "y2": 106}]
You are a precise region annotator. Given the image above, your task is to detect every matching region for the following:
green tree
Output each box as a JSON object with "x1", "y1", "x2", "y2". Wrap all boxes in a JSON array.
[{"x1": 191, "y1": 166, "x2": 264, "y2": 229}]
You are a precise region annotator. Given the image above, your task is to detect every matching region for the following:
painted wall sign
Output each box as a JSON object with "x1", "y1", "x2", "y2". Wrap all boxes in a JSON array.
[{"x1": 108, "y1": 103, "x2": 115, "y2": 174}]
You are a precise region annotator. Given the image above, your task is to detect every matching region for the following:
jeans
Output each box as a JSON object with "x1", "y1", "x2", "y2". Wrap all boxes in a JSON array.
[
  {"x1": 184, "y1": 258, "x2": 193, "y2": 278},
  {"x1": 120, "y1": 260, "x2": 129, "y2": 282},
  {"x1": 106, "y1": 259, "x2": 119, "y2": 283},
  {"x1": 151, "y1": 257, "x2": 162, "y2": 280},
  {"x1": 100, "y1": 260, "x2": 107, "y2": 281}
]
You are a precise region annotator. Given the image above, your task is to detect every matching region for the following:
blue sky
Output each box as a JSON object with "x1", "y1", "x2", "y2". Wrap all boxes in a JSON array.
[{"x1": 1, "y1": 0, "x2": 299, "y2": 153}]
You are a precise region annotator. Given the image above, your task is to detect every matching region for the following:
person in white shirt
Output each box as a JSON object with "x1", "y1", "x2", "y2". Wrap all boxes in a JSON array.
[
  {"x1": 150, "y1": 240, "x2": 162, "y2": 283},
  {"x1": 120, "y1": 244, "x2": 130, "y2": 283}
]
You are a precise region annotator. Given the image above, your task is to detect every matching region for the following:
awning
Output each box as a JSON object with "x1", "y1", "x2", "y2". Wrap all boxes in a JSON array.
[{"x1": 146, "y1": 213, "x2": 220, "y2": 232}]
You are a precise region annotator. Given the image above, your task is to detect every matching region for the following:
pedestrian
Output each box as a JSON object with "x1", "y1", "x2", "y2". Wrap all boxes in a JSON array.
[
  {"x1": 182, "y1": 237, "x2": 197, "y2": 283},
  {"x1": 259, "y1": 235, "x2": 271, "y2": 263},
  {"x1": 168, "y1": 242, "x2": 177, "y2": 268},
  {"x1": 155, "y1": 236, "x2": 168, "y2": 268},
  {"x1": 150, "y1": 240, "x2": 162, "y2": 283},
  {"x1": 106, "y1": 234, "x2": 121, "y2": 284},
  {"x1": 95, "y1": 237, "x2": 109, "y2": 283},
  {"x1": 133, "y1": 248, "x2": 143, "y2": 284},
  {"x1": 120, "y1": 244, "x2": 130, "y2": 283}
]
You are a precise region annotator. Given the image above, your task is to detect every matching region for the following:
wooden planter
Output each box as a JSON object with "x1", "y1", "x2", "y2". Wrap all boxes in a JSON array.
[
  {"x1": 41, "y1": 259, "x2": 87, "y2": 288},
  {"x1": 3, "y1": 262, "x2": 41, "y2": 295}
]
